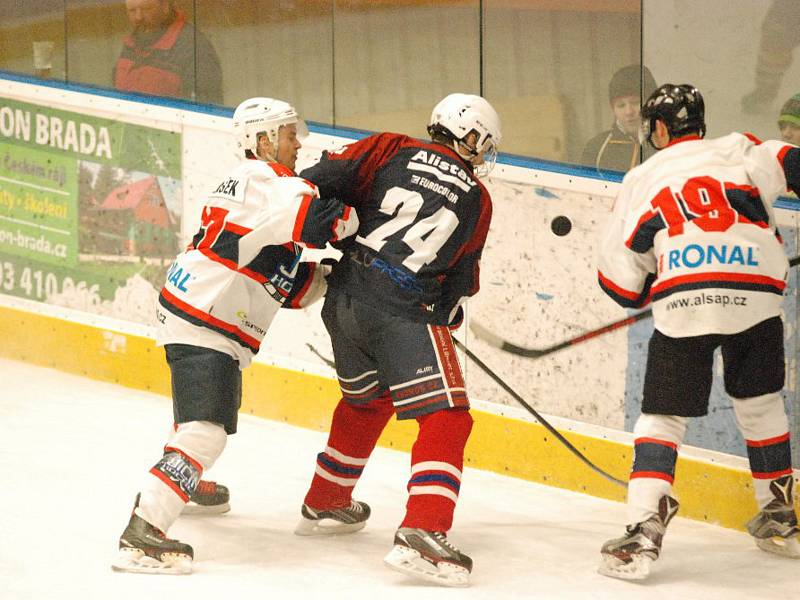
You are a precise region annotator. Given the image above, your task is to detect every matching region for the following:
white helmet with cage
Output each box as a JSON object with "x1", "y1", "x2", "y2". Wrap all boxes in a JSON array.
[
  {"x1": 232, "y1": 97, "x2": 308, "y2": 157},
  {"x1": 427, "y1": 93, "x2": 502, "y2": 177}
]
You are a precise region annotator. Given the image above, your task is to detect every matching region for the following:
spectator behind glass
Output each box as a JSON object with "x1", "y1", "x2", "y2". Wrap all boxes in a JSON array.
[
  {"x1": 113, "y1": 0, "x2": 223, "y2": 104},
  {"x1": 741, "y1": 0, "x2": 800, "y2": 114},
  {"x1": 778, "y1": 93, "x2": 800, "y2": 146},
  {"x1": 581, "y1": 64, "x2": 657, "y2": 174}
]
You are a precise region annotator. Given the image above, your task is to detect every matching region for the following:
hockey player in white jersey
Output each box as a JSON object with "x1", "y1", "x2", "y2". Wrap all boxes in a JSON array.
[
  {"x1": 597, "y1": 83, "x2": 800, "y2": 580},
  {"x1": 112, "y1": 97, "x2": 358, "y2": 575}
]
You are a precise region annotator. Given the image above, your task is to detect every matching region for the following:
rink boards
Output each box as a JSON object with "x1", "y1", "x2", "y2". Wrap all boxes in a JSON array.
[
  {"x1": 0, "y1": 298, "x2": 770, "y2": 532},
  {"x1": 1, "y1": 72, "x2": 798, "y2": 532}
]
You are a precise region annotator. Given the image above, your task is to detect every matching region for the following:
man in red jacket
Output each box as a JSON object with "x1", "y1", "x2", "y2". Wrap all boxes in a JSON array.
[{"x1": 113, "y1": 0, "x2": 222, "y2": 104}]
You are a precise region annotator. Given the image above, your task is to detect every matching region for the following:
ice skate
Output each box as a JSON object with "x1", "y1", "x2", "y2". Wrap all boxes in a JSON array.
[
  {"x1": 746, "y1": 475, "x2": 800, "y2": 559},
  {"x1": 183, "y1": 480, "x2": 230, "y2": 515},
  {"x1": 383, "y1": 527, "x2": 472, "y2": 588},
  {"x1": 112, "y1": 495, "x2": 193, "y2": 575},
  {"x1": 294, "y1": 500, "x2": 371, "y2": 536},
  {"x1": 598, "y1": 495, "x2": 679, "y2": 580}
]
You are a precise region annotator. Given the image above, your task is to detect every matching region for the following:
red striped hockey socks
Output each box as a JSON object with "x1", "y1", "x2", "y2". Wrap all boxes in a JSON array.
[
  {"x1": 401, "y1": 408, "x2": 473, "y2": 532},
  {"x1": 303, "y1": 395, "x2": 394, "y2": 509}
]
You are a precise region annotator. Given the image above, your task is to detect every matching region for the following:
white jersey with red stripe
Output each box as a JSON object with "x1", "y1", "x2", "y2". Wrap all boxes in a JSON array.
[
  {"x1": 155, "y1": 157, "x2": 358, "y2": 368},
  {"x1": 598, "y1": 133, "x2": 798, "y2": 338}
]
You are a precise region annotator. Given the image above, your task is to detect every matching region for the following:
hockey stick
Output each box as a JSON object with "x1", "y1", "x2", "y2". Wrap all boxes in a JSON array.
[
  {"x1": 306, "y1": 343, "x2": 336, "y2": 368},
  {"x1": 452, "y1": 337, "x2": 628, "y2": 488},
  {"x1": 471, "y1": 312, "x2": 651, "y2": 359},
  {"x1": 473, "y1": 254, "x2": 800, "y2": 359},
  {"x1": 309, "y1": 335, "x2": 625, "y2": 486}
]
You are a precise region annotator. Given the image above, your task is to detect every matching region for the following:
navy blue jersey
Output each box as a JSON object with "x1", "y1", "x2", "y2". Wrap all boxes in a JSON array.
[{"x1": 300, "y1": 133, "x2": 493, "y2": 324}]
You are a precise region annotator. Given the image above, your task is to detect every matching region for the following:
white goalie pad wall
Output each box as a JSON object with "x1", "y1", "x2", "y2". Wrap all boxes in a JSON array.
[{"x1": 1, "y1": 75, "x2": 798, "y2": 467}]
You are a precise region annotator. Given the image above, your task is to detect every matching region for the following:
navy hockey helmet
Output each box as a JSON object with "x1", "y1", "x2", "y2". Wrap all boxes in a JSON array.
[{"x1": 639, "y1": 83, "x2": 706, "y2": 149}]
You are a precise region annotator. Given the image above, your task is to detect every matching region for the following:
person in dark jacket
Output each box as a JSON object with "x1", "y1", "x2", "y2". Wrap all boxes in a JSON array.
[{"x1": 582, "y1": 64, "x2": 657, "y2": 174}]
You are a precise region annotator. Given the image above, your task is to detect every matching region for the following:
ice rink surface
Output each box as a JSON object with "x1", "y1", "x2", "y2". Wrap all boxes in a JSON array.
[{"x1": 1, "y1": 358, "x2": 794, "y2": 600}]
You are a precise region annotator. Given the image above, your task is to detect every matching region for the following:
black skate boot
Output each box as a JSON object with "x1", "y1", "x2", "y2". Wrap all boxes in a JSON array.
[
  {"x1": 294, "y1": 500, "x2": 371, "y2": 536},
  {"x1": 383, "y1": 528, "x2": 472, "y2": 587},
  {"x1": 112, "y1": 494, "x2": 193, "y2": 575},
  {"x1": 746, "y1": 475, "x2": 800, "y2": 559},
  {"x1": 183, "y1": 480, "x2": 230, "y2": 515},
  {"x1": 599, "y1": 494, "x2": 680, "y2": 580}
]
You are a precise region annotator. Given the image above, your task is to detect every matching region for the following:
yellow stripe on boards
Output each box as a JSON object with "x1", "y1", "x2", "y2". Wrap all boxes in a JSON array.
[{"x1": 0, "y1": 304, "x2": 786, "y2": 532}]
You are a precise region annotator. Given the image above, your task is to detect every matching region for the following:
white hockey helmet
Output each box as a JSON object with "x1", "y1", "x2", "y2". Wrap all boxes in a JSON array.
[
  {"x1": 428, "y1": 93, "x2": 502, "y2": 177},
  {"x1": 232, "y1": 97, "x2": 308, "y2": 157}
]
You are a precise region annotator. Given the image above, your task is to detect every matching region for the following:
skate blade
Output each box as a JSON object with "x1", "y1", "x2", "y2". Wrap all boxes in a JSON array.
[
  {"x1": 597, "y1": 553, "x2": 653, "y2": 580},
  {"x1": 383, "y1": 544, "x2": 470, "y2": 588},
  {"x1": 111, "y1": 548, "x2": 192, "y2": 575},
  {"x1": 182, "y1": 501, "x2": 231, "y2": 516},
  {"x1": 754, "y1": 534, "x2": 800, "y2": 559},
  {"x1": 294, "y1": 516, "x2": 367, "y2": 536}
]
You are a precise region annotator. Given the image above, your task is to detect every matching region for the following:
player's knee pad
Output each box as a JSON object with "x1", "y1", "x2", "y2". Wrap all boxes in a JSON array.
[
  {"x1": 633, "y1": 413, "x2": 687, "y2": 446},
  {"x1": 168, "y1": 420, "x2": 227, "y2": 471},
  {"x1": 732, "y1": 393, "x2": 789, "y2": 440}
]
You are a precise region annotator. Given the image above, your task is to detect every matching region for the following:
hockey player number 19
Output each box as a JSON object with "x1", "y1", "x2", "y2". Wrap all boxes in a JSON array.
[
  {"x1": 651, "y1": 176, "x2": 736, "y2": 236},
  {"x1": 357, "y1": 186, "x2": 459, "y2": 273}
]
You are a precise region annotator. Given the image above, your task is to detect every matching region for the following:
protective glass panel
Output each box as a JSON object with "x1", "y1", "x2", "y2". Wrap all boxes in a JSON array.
[
  {"x1": 483, "y1": 0, "x2": 642, "y2": 171},
  {"x1": 0, "y1": 0, "x2": 67, "y2": 80},
  {"x1": 643, "y1": 0, "x2": 800, "y2": 145},
  {"x1": 196, "y1": 0, "x2": 334, "y2": 117},
  {"x1": 332, "y1": 0, "x2": 480, "y2": 137}
]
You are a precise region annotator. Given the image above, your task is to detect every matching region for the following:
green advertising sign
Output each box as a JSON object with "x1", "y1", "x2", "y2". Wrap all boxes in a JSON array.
[
  {"x1": 0, "y1": 97, "x2": 182, "y2": 312},
  {"x1": 0, "y1": 144, "x2": 77, "y2": 267},
  {"x1": 0, "y1": 99, "x2": 181, "y2": 176}
]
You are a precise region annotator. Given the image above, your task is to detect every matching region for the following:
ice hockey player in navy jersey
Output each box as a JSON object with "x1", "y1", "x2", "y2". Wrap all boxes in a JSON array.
[
  {"x1": 112, "y1": 97, "x2": 358, "y2": 574},
  {"x1": 294, "y1": 93, "x2": 501, "y2": 587},
  {"x1": 597, "y1": 83, "x2": 800, "y2": 580}
]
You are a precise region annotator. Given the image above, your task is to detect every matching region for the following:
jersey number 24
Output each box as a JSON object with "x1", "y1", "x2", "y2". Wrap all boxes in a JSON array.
[{"x1": 356, "y1": 186, "x2": 459, "y2": 272}]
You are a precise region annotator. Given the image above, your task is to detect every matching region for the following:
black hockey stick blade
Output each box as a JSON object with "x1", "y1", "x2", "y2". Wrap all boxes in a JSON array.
[
  {"x1": 473, "y1": 254, "x2": 800, "y2": 360},
  {"x1": 453, "y1": 337, "x2": 627, "y2": 488}
]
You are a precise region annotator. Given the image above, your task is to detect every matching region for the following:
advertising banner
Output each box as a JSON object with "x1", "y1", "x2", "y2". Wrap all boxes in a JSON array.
[{"x1": 0, "y1": 98, "x2": 181, "y2": 322}]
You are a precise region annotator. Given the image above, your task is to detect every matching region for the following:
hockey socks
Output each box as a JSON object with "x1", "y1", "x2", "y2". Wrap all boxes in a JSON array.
[
  {"x1": 303, "y1": 396, "x2": 394, "y2": 509},
  {"x1": 401, "y1": 408, "x2": 473, "y2": 532},
  {"x1": 627, "y1": 414, "x2": 686, "y2": 526},
  {"x1": 733, "y1": 393, "x2": 793, "y2": 508}
]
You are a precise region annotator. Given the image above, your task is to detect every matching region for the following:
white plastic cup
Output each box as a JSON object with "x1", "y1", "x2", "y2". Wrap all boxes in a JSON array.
[{"x1": 32, "y1": 41, "x2": 54, "y2": 75}]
